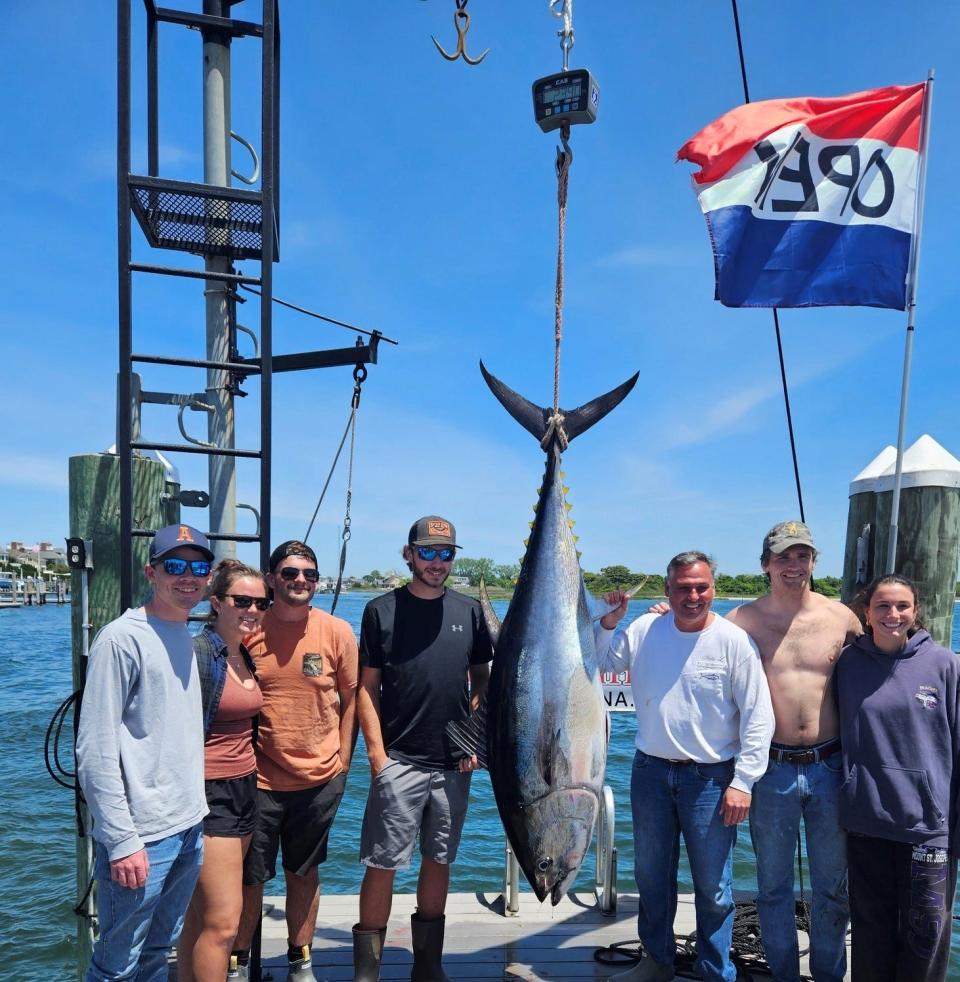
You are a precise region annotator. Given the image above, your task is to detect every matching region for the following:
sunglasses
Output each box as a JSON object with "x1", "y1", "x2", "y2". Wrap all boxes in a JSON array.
[
  {"x1": 222, "y1": 594, "x2": 270, "y2": 611},
  {"x1": 160, "y1": 558, "x2": 211, "y2": 577},
  {"x1": 278, "y1": 566, "x2": 320, "y2": 582},
  {"x1": 415, "y1": 546, "x2": 455, "y2": 562}
]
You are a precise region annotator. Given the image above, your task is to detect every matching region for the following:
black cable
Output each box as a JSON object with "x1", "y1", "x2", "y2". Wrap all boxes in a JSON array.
[
  {"x1": 774, "y1": 309, "x2": 806, "y2": 523},
  {"x1": 44, "y1": 691, "x2": 79, "y2": 789},
  {"x1": 729, "y1": 0, "x2": 805, "y2": 524},
  {"x1": 73, "y1": 875, "x2": 95, "y2": 919},
  {"x1": 237, "y1": 283, "x2": 398, "y2": 345}
]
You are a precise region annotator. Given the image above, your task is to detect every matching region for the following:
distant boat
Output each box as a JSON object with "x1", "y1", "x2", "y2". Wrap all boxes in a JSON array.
[{"x1": 0, "y1": 574, "x2": 22, "y2": 608}]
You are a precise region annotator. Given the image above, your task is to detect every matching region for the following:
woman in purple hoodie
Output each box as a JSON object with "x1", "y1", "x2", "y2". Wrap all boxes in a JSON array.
[{"x1": 836, "y1": 574, "x2": 960, "y2": 982}]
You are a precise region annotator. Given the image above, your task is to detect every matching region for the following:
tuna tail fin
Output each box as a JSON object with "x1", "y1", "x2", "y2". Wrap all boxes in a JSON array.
[
  {"x1": 479, "y1": 361, "x2": 639, "y2": 448},
  {"x1": 478, "y1": 577, "x2": 501, "y2": 648}
]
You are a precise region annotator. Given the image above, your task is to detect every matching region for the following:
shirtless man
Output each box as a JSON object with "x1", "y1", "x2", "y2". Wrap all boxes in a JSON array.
[{"x1": 727, "y1": 521, "x2": 861, "y2": 982}]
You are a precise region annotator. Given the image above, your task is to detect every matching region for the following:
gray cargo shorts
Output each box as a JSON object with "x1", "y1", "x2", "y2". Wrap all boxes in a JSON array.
[{"x1": 360, "y1": 758, "x2": 472, "y2": 869}]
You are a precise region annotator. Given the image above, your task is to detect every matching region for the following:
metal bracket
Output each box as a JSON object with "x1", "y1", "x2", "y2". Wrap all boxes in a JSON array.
[{"x1": 594, "y1": 784, "x2": 617, "y2": 914}]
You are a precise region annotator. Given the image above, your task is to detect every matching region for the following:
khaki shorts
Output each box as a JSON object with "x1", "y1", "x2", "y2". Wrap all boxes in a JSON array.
[{"x1": 360, "y1": 758, "x2": 471, "y2": 869}]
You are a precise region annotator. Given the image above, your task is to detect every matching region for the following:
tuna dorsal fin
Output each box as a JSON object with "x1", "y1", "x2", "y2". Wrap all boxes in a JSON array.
[
  {"x1": 478, "y1": 577, "x2": 501, "y2": 648},
  {"x1": 479, "y1": 361, "x2": 639, "y2": 448}
]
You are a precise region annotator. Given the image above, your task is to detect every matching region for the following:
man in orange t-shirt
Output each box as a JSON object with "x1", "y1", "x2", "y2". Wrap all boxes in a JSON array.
[{"x1": 233, "y1": 540, "x2": 358, "y2": 982}]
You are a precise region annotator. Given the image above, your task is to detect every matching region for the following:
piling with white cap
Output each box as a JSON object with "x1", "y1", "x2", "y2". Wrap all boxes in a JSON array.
[{"x1": 843, "y1": 435, "x2": 960, "y2": 647}]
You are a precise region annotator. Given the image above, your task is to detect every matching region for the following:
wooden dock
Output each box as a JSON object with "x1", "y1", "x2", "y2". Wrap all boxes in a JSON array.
[{"x1": 238, "y1": 891, "x2": 848, "y2": 981}]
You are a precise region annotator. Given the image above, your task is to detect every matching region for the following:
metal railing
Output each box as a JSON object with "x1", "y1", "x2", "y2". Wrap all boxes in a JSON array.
[{"x1": 501, "y1": 783, "x2": 616, "y2": 915}]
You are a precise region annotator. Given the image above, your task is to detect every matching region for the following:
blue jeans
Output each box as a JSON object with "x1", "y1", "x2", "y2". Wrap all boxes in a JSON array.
[
  {"x1": 630, "y1": 751, "x2": 738, "y2": 982},
  {"x1": 750, "y1": 749, "x2": 848, "y2": 982},
  {"x1": 86, "y1": 823, "x2": 204, "y2": 981}
]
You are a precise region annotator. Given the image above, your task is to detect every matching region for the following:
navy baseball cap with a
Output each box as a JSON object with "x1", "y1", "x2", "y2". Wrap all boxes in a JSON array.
[{"x1": 149, "y1": 524, "x2": 215, "y2": 563}]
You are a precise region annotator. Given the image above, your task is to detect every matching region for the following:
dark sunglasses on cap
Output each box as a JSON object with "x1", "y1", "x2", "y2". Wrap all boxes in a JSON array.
[
  {"x1": 415, "y1": 546, "x2": 455, "y2": 562},
  {"x1": 279, "y1": 566, "x2": 320, "y2": 582},
  {"x1": 221, "y1": 594, "x2": 270, "y2": 611},
  {"x1": 160, "y1": 558, "x2": 211, "y2": 577}
]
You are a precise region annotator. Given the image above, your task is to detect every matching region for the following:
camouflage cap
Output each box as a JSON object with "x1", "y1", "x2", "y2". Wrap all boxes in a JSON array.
[
  {"x1": 763, "y1": 520, "x2": 816, "y2": 555},
  {"x1": 408, "y1": 516, "x2": 459, "y2": 548}
]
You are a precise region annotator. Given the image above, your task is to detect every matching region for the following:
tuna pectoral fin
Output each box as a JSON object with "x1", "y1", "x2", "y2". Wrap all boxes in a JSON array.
[
  {"x1": 478, "y1": 578, "x2": 501, "y2": 648},
  {"x1": 444, "y1": 699, "x2": 488, "y2": 770},
  {"x1": 479, "y1": 361, "x2": 639, "y2": 446}
]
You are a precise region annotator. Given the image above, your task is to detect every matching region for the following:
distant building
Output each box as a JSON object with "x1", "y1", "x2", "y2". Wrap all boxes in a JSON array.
[{"x1": 2, "y1": 540, "x2": 68, "y2": 570}]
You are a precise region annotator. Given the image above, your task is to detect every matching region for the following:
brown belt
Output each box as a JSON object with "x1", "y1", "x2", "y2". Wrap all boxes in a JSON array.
[{"x1": 769, "y1": 741, "x2": 841, "y2": 765}]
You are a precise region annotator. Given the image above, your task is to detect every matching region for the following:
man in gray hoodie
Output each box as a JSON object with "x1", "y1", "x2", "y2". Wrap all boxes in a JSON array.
[{"x1": 76, "y1": 524, "x2": 214, "y2": 982}]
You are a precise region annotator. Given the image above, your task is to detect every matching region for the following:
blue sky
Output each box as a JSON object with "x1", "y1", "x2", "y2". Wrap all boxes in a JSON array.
[{"x1": 4, "y1": 2, "x2": 959, "y2": 579}]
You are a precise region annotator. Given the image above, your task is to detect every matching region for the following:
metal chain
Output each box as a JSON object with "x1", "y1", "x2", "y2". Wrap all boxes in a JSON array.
[{"x1": 329, "y1": 364, "x2": 365, "y2": 615}]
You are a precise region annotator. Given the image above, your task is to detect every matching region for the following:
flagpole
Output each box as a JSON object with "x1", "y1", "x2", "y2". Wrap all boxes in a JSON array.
[{"x1": 886, "y1": 70, "x2": 935, "y2": 574}]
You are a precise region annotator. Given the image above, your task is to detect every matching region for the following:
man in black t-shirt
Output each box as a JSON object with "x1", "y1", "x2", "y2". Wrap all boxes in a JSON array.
[{"x1": 352, "y1": 516, "x2": 491, "y2": 982}]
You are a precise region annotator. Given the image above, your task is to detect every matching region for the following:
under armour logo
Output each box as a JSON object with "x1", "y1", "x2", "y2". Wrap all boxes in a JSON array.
[{"x1": 451, "y1": 624, "x2": 463, "y2": 632}]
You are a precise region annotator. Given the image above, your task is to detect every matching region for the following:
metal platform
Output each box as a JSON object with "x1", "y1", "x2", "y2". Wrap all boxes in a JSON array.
[
  {"x1": 227, "y1": 891, "x2": 849, "y2": 981},
  {"x1": 129, "y1": 175, "x2": 269, "y2": 261}
]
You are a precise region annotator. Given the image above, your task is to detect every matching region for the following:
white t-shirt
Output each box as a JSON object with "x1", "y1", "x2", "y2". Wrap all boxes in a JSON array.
[{"x1": 596, "y1": 611, "x2": 774, "y2": 793}]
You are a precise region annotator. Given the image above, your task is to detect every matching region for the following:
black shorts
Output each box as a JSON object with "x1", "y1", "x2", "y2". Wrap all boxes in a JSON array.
[
  {"x1": 203, "y1": 772, "x2": 259, "y2": 837},
  {"x1": 243, "y1": 772, "x2": 347, "y2": 884}
]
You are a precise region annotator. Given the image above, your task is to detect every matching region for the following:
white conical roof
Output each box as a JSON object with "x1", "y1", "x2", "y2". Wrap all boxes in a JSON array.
[
  {"x1": 849, "y1": 446, "x2": 897, "y2": 495},
  {"x1": 874, "y1": 434, "x2": 960, "y2": 491}
]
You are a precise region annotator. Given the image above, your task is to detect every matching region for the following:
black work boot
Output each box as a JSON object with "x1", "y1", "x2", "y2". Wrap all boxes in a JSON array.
[
  {"x1": 410, "y1": 913, "x2": 450, "y2": 981},
  {"x1": 352, "y1": 923, "x2": 385, "y2": 982}
]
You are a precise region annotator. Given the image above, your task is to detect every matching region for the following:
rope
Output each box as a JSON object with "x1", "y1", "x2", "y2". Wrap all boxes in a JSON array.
[
  {"x1": 553, "y1": 124, "x2": 571, "y2": 416},
  {"x1": 540, "y1": 122, "x2": 573, "y2": 453},
  {"x1": 730, "y1": 0, "x2": 805, "y2": 523}
]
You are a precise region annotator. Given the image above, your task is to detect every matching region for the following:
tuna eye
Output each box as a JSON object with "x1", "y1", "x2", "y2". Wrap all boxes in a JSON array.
[{"x1": 537, "y1": 858, "x2": 552, "y2": 872}]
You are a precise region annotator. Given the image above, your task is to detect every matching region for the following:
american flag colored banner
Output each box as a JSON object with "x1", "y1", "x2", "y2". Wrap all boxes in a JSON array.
[{"x1": 677, "y1": 83, "x2": 926, "y2": 310}]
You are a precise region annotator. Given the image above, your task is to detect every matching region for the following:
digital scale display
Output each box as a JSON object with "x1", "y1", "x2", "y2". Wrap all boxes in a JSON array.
[{"x1": 532, "y1": 68, "x2": 599, "y2": 133}]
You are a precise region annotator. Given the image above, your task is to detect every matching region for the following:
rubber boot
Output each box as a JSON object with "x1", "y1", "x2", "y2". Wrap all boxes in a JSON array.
[
  {"x1": 410, "y1": 913, "x2": 450, "y2": 981},
  {"x1": 286, "y1": 944, "x2": 318, "y2": 981},
  {"x1": 352, "y1": 923, "x2": 385, "y2": 982}
]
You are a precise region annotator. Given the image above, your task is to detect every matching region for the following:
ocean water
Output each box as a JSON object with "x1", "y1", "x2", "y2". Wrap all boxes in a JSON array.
[{"x1": 3, "y1": 594, "x2": 959, "y2": 980}]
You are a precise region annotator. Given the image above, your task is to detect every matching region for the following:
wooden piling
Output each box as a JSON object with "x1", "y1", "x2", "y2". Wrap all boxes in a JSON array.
[{"x1": 845, "y1": 437, "x2": 960, "y2": 649}]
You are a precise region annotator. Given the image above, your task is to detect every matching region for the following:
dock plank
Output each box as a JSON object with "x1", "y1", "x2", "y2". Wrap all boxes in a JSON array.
[{"x1": 235, "y1": 891, "x2": 848, "y2": 981}]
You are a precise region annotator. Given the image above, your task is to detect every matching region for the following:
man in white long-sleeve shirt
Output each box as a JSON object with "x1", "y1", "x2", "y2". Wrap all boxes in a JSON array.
[
  {"x1": 598, "y1": 551, "x2": 774, "y2": 982},
  {"x1": 76, "y1": 523, "x2": 213, "y2": 982}
]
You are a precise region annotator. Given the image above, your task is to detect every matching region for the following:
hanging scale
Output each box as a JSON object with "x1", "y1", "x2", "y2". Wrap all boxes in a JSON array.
[{"x1": 533, "y1": 0, "x2": 600, "y2": 132}]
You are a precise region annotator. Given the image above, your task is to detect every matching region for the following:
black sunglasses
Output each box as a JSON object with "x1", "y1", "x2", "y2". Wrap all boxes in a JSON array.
[
  {"x1": 160, "y1": 558, "x2": 211, "y2": 577},
  {"x1": 415, "y1": 546, "x2": 455, "y2": 562},
  {"x1": 222, "y1": 594, "x2": 270, "y2": 611},
  {"x1": 279, "y1": 566, "x2": 320, "y2": 582}
]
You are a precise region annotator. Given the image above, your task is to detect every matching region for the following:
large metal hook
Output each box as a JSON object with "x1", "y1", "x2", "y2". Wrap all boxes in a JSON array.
[{"x1": 432, "y1": 0, "x2": 489, "y2": 66}]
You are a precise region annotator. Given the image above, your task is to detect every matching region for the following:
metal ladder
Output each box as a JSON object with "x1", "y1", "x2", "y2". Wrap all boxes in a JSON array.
[{"x1": 116, "y1": 0, "x2": 380, "y2": 606}]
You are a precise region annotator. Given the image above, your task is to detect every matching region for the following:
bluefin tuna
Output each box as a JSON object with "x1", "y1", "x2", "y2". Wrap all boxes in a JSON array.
[{"x1": 478, "y1": 361, "x2": 638, "y2": 905}]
